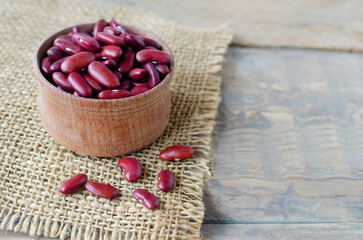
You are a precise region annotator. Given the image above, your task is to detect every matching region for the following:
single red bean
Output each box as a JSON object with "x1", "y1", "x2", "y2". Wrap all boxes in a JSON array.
[
  {"x1": 101, "y1": 59, "x2": 117, "y2": 70},
  {"x1": 94, "y1": 52, "x2": 105, "y2": 59},
  {"x1": 157, "y1": 170, "x2": 175, "y2": 192},
  {"x1": 124, "y1": 34, "x2": 145, "y2": 50},
  {"x1": 136, "y1": 50, "x2": 171, "y2": 64},
  {"x1": 61, "y1": 52, "x2": 95, "y2": 73},
  {"x1": 72, "y1": 33, "x2": 101, "y2": 52},
  {"x1": 41, "y1": 57, "x2": 53, "y2": 75},
  {"x1": 159, "y1": 145, "x2": 194, "y2": 161},
  {"x1": 68, "y1": 72, "x2": 93, "y2": 97},
  {"x1": 128, "y1": 68, "x2": 146, "y2": 81},
  {"x1": 113, "y1": 71, "x2": 122, "y2": 79},
  {"x1": 97, "y1": 89, "x2": 130, "y2": 99},
  {"x1": 118, "y1": 157, "x2": 142, "y2": 182},
  {"x1": 52, "y1": 72, "x2": 73, "y2": 91},
  {"x1": 139, "y1": 36, "x2": 161, "y2": 50},
  {"x1": 73, "y1": 25, "x2": 88, "y2": 34},
  {"x1": 143, "y1": 46, "x2": 157, "y2": 50},
  {"x1": 54, "y1": 39, "x2": 83, "y2": 55},
  {"x1": 60, "y1": 173, "x2": 87, "y2": 195},
  {"x1": 85, "y1": 182, "x2": 119, "y2": 199},
  {"x1": 53, "y1": 35, "x2": 73, "y2": 45},
  {"x1": 83, "y1": 74, "x2": 103, "y2": 92},
  {"x1": 103, "y1": 26, "x2": 121, "y2": 35},
  {"x1": 144, "y1": 62, "x2": 160, "y2": 88},
  {"x1": 119, "y1": 80, "x2": 132, "y2": 90},
  {"x1": 57, "y1": 86, "x2": 73, "y2": 93},
  {"x1": 88, "y1": 61, "x2": 120, "y2": 88},
  {"x1": 132, "y1": 80, "x2": 149, "y2": 86},
  {"x1": 49, "y1": 56, "x2": 68, "y2": 72},
  {"x1": 109, "y1": 19, "x2": 128, "y2": 34},
  {"x1": 155, "y1": 64, "x2": 170, "y2": 77},
  {"x1": 132, "y1": 189, "x2": 159, "y2": 209},
  {"x1": 130, "y1": 85, "x2": 150, "y2": 96},
  {"x1": 47, "y1": 46, "x2": 68, "y2": 61},
  {"x1": 99, "y1": 45, "x2": 122, "y2": 59},
  {"x1": 117, "y1": 50, "x2": 135, "y2": 73},
  {"x1": 95, "y1": 32, "x2": 126, "y2": 47},
  {"x1": 93, "y1": 19, "x2": 107, "y2": 37}
]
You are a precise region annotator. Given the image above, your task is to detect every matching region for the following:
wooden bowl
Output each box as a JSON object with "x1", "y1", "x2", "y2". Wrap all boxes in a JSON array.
[{"x1": 33, "y1": 23, "x2": 174, "y2": 157}]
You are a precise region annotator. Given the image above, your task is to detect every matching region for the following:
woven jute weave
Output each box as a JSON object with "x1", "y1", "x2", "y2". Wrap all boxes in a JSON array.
[{"x1": 0, "y1": 0, "x2": 233, "y2": 239}]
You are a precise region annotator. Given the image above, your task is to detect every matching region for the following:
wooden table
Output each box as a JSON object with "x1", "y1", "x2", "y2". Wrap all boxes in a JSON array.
[{"x1": 1, "y1": 0, "x2": 362, "y2": 239}]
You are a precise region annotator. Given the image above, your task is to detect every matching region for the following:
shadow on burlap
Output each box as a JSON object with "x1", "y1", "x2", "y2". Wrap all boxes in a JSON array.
[{"x1": 0, "y1": 0, "x2": 233, "y2": 239}]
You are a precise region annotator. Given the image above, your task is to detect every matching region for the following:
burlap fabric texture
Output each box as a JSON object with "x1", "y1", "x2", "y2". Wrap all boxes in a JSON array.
[{"x1": 0, "y1": 0, "x2": 233, "y2": 239}]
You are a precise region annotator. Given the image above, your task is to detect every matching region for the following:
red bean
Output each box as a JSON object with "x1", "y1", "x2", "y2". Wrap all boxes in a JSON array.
[
  {"x1": 49, "y1": 56, "x2": 68, "y2": 72},
  {"x1": 72, "y1": 33, "x2": 101, "y2": 52},
  {"x1": 109, "y1": 19, "x2": 128, "y2": 34},
  {"x1": 95, "y1": 32, "x2": 126, "y2": 47},
  {"x1": 93, "y1": 19, "x2": 107, "y2": 37},
  {"x1": 125, "y1": 34, "x2": 145, "y2": 50},
  {"x1": 99, "y1": 45, "x2": 122, "y2": 59},
  {"x1": 88, "y1": 61, "x2": 120, "y2": 88},
  {"x1": 41, "y1": 57, "x2": 53, "y2": 75},
  {"x1": 155, "y1": 64, "x2": 170, "y2": 77},
  {"x1": 117, "y1": 50, "x2": 135, "y2": 73},
  {"x1": 118, "y1": 33, "x2": 127, "y2": 39},
  {"x1": 52, "y1": 72, "x2": 73, "y2": 91},
  {"x1": 61, "y1": 52, "x2": 95, "y2": 73},
  {"x1": 83, "y1": 74, "x2": 103, "y2": 92},
  {"x1": 119, "y1": 80, "x2": 132, "y2": 90},
  {"x1": 157, "y1": 170, "x2": 175, "y2": 192},
  {"x1": 68, "y1": 72, "x2": 93, "y2": 97},
  {"x1": 144, "y1": 62, "x2": 160, "y2": 88},
  {"x1": 85, "y1": 182, "x2": 119, "y2": 199},
  {"x1": 58, "y1": 86, "x2": 73, "y2": 93},
  {"x1": 132, "y1": 80, "x2": 149, "y2": 86},
  {"x1": 128, "y1": 68, "x2": 146, "y2": 81},
  {"x1": 97, "y1": 89, "x2": 130, "y2": 99},
  {"x1": 103, "y1": 26, "x2": 120, "y2": 35},
  {"x1": 54, "y1": 39, "x2": 83, "y2": 55},
  {"x1": 118, "y1": 157, "x2": 142, "y2": 182},
  {"x1": 113, "y1": 71, "x2": 122, "y2": 80},
  {"x1": 136, "y1": 50, "x2": 171, "y2": 64},
  {"x1": 73, "y1": 25, "x2": 88, "y2": 34},
  {"x1": 159, "y1": 145, "x2": 193, "y2": 161},
  {"x1": 53, "y1": 35, "x2": 73, "y2": 45},
  {"x1": 143, "y1": 46, "x2": 157, "y2": 50},
  {"x1": 130, "y1": 85, "x2": 150, "y2": 96},
  {"x1": 47, "y1": 46, "x2": 68, "y2": 61},
  {"x1": 101, "y1": 59, "x2": 117, "y2": 70},
  {"x1": 132, "y1": 189, "x2": 159, "y2": 209},
  {"x1": 60, "y1": 173, "x2": 87, "y2": 195},
  {"x1": 139, "y1": 36, "x2": 161, "y2": 50}
]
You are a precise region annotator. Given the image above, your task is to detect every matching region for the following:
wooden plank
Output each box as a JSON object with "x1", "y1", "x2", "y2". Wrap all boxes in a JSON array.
[
  {"x1": 201, "y1": 223, "x2": 363, "y2": 240},
  {"x1": 87, "y1": 0, "x2": 363, "y2": 52}
]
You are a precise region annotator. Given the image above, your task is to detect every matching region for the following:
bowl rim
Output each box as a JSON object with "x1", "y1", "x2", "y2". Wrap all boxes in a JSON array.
[{"x1": 33, "y1": 22, "x2": 174, "y2": 103}]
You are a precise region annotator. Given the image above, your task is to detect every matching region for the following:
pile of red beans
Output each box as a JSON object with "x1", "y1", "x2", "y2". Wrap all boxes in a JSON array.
[
  {"x1": 60, "y1": 145, "x2": 193, "y2": 210},
  {"x1": 41, "y1": 19, "x2": 171, "y2": 99}
]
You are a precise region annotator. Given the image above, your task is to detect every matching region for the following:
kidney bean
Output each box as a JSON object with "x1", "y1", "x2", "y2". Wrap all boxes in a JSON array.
[
  {"x1": 83, "y1": 74, "x2": 103, "y2": 92},
  {"x1": 130, "y1": 85, "x2": 150, "y2": 96},
  {"x1": 97, "y1": 89, "x2": 130, "y2": 99},
  {"x1": 118, "y1": 33, "x2": 127, "y2": 39},
  {"x1": 60, "y1": 173, "x2": 87, "y2": 195},
  {"x1": 88, "y1": 61, "x2": 120, "y2": 88},
  {"x1": 136, "y1": 50, "x2": 171, "y2": 64},
  {"x1": 109, "y1": 19, "x2": 128, "y2": 34},
  {"x1": 68, "y1": 72, "x2": 93, "y2": 97},
  {"x1": 99, "y1": 45, "x2": 122, "y2": 59},
  {"x1": 103, "y1": 26, "x2": 120, "y2": 35},
  {"x1": 117, "y1": 50, "x2": 135, "y2": 73},
  {"x1": 117, "y1": 157, "x2": 142, "y2": 182},
  {"x1": 125, "y1": 34, "x2": 145, "y2": 50},
  {"x1": 132, "y1": 189, "x2": 159, "y2": 209},
  {"x1": 93, "y1": 19, "x2": 107, "y2": 37},
  {"x1": 49, "y1": 56, "x2": 68, "y2": 73},
  {"x1": 53, "y1": 35, "x2": 73, "y2": 45},
  {"x1": 73, "y1": 25, "x2": 88, "y2": 34},
  {"x1": 61, "y1": 52, "x2": 95, "y2": 73},
  {"x1": 143, "y1": 46, "x2": 157, "y2": 50},
  {"x1": 47, "y1": 46, "x2": 68, "y2": 61},
  {"x1": 159, "y1": 145, "x2": 193, "y2": 161},
  {"x1": 85, "y1": 182, "x2": 119, "y2": 199},
  {"x1": 54, "y1": 39, "x2": 83, "y2": 55},
  {"x1": 143, "y1": 62, "x2": 160, "y2": 88},
  {"x1": 41, "y1": 57, "x2": 53, "y2": 75},
  {"x1": 113, "y1": 71, "x2": 122, "y2": 79},
  {"x1": 119, "y1": 80, "x2": 132, "y2": 90},
  {"x1": 101, "y1": 59, "x2": 117, "y2": 70},
  {"x1": 95, "y1": 32, "x2": 126, "y2": 47},
  {"x1": 52, "y1": 72, "x2": 73, "y2": 91},
  {"x1": 128, "y1": 68, "x2": 146, "y2": 81},
  {"x1": 155, "y1": 64, "x2": 170, "y2": 77},
  {"x1": 139, "y1": 36, "x2": 161, "y2": 50},
  {"x1": 58, "y1": 86, "x2": 73, "y2": 93},
  {"x1": 157, "y1": 170, "x2": 175, "y2": 192},
  {"x1": 72, "y1": 33, "x2": 100, "y2": 52}
]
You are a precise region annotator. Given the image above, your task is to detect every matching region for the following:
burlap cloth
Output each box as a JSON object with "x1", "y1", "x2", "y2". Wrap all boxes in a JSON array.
[{"x1": 0, "y1": 0, "x2": 232, "y2": 239}]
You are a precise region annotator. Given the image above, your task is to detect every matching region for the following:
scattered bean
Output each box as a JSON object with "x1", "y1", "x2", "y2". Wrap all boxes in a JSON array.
[
  {"x1": 118, "y1": 157, "x2": 142, "y2": 182},
  {"x1": 85, "y1": 182, "x2": 119, "y2": 199},
  {"x1": 159, "y1": 145, "x2": 193, "y2": 161},
  {"x1": 60, "y1": 173, "x2": 87, "y2": 195},
  {"x1": 157, "y1": 170, "x2": 175, "y2": 192},
  {"x1": 132, "y1": 189, "x2": 159, "y2": 209}
]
